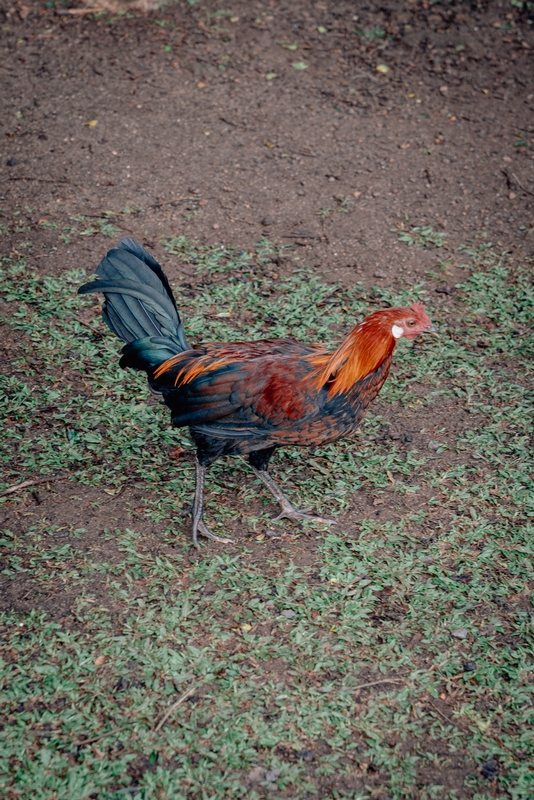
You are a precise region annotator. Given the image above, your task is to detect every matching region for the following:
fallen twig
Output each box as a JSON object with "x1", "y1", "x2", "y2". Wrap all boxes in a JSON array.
[
  {"x1": 100, "y1": 484, "x2": 128, "y2": 504},
  {"x1": 227, "y1": 217, "x2": 258, "y2": 226},
  {"x1": 74, "y1": 317, "x2": 103, "y2": 336},
  {"x1": 76, "y1": 723, "x2": 134, "y2": 746},
  {"x1": 353, "y1": 678, "x2": 405, "y2": 691},
  {"x1": 352, "y1": 68, "x2": 380, "y2": 83},
  {"x1": 426, "y1": 700, "x2": 460, "y2": 727},
  {"x1": 57, "y1": 8, "x2": 108, "y2": 15},
  {"x1": 502, "y1": 169, "x2": 534, "y2": 197},
  {"x1": 510, "y1": 171, "x2": 534, "y2": 197},
  {"x1": 0, "y1": 475, "x2": 65, "y2": 497},
  {"x1": 150, "y1": 197, "x2": 204, "y2": 209},
  {"x1": 8, "y1": 177, "x2": 77, "y2": 185},
  {"x1": 154, "y1": 685, "x2": 197, "y2": 732}
]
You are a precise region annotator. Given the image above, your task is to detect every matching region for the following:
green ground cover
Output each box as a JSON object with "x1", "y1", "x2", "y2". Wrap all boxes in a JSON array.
[{"x1": 0, "y1": 235, "x2": 533, "y2": 799}]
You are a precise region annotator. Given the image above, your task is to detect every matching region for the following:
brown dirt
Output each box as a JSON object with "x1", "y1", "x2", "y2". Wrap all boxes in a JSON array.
[{"x1": 2, "y1": 0, "x2": 533, "y2": 282}]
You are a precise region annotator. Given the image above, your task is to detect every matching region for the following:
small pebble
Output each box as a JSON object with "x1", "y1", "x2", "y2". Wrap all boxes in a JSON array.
[
  {"x1": 265, "y1": 768, "x2": 281, "y2": 783},
  {"x1": 451, "y1": 628, "x2": 468, "y2": 639},
  {"x1": 248, "y1": 766, "x2": 265, "y2": 783},
  {"x1": 373, "y1": 270, "x2": 386, "y2": 278},
  {"x1": 463, "y1": 661, "x2": 477, "y2": 672},
  {"x1": 296, "y1": 749, "x2": 315, "y2": 762},
  {"x1": 261, "y1": 216, "x2": 274, "y2": 226},
  {"x1": 281, "y1": 609, "x2": 295, "y2": 618},
  {"x1": 480, "y1": 759, "x2": 498, "y2": 778},
  {"x1": 6, "y1": 157, "x2": 18, "y2": 166}
]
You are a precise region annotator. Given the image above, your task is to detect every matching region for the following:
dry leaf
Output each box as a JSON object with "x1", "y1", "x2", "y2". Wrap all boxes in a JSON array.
[{"x1": 169, "y1": 446, "x2": 185, "y2": 459}]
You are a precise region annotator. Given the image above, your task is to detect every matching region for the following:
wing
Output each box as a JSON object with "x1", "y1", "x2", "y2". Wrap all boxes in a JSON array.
[{"x1": 156, "y1": 339, "x2": 328, "y2": 438}]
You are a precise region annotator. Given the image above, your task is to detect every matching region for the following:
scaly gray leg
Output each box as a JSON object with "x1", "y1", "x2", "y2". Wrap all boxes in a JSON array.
[
  {"x1": 251, "y1": 467, "x2": 335, "y2": 526},
  {"x1": 192, "y1": 459, "x2": 234, "y2": 549}
]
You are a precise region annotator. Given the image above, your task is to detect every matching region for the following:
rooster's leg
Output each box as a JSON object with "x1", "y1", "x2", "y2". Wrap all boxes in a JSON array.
[
  {"x1": 192, "y1": 459, "x2": 234, "y2": 549},
  {"x1": 251, "y1": 467, "x2": 335, "y2": 526}
]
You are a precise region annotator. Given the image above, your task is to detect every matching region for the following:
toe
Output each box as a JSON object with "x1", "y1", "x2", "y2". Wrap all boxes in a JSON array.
[
  {"x1": 273, "y1": 508, "x2": 335, "y2": 525},
  {"x1": 198, "y1": 522, "x2": 233, "y2": 544},
  {"x1": 192, "y1": 520, "x2": 234, "y2": 546}
]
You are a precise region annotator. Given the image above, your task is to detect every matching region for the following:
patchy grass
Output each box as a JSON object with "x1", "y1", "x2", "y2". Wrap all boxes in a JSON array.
[
  {"x1": 0, "y1": 237, "x2": 533, "y2": 799},
  {"x1": 397, "y1": 226, "x2": 447, "y2": 249}
]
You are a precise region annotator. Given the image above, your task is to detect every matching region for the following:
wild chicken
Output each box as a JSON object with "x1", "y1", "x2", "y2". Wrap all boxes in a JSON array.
[{"x1": 79, "y1": 239, "x2": 437, "y2": 548}]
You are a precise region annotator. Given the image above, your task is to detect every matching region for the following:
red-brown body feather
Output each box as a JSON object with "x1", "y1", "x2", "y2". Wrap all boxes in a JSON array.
[{"x1": 150, "y1": 309, "x2": 410, "y2": 459}]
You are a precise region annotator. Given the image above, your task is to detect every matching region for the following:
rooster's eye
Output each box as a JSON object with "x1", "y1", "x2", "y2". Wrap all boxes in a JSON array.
[{"x1": 407, "y1": 320, "x2": 416, "y2": 327}]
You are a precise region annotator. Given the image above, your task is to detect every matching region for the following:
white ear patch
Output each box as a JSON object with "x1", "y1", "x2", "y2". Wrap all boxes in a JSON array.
[{"x1": 392, "y1": 324, "x2": 404, "y2": 339}]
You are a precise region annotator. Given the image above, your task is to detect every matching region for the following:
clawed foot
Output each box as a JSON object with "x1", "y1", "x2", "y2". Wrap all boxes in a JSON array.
[
  {"x1": 273, "y1": 500, "x2": 336, "y2": 526},
  {"x1": 250, "y1": 467, "x2": 336, "y2": 527},
  {"x1": 192, "y1": 519, "x2": 234, "y2": 550}
]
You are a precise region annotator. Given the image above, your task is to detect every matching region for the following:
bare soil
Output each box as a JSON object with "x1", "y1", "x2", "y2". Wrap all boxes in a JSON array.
[{"x1": 2, "y1": 0, "x2": 533, "y2": 280}]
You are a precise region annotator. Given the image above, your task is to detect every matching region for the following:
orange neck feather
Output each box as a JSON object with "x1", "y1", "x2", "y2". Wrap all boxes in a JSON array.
[{"x1": 311, "y1": 310, "x2": 398, "y2": 396}]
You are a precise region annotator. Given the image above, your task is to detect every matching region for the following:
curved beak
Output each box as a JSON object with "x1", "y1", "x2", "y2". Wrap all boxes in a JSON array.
[{"x1": 426, "y1": 324, "x2": 439, "y2": 336}]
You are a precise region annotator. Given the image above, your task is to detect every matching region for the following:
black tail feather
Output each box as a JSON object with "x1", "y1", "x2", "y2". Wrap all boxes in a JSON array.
[
  {"x1": 102, "y1": 305, "x2": 132, "y2": 343},
  {"x1": 78, "y1": 240, "x2": 190, "y2": 373},
  {"x1": 117, "y1": 238, "x2": 178, "y2": 311}
]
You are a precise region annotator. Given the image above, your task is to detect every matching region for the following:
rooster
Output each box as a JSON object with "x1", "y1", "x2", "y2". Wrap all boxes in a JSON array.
[{"x1": 79, "y1": 239, "x2": 437, "y2": 548}]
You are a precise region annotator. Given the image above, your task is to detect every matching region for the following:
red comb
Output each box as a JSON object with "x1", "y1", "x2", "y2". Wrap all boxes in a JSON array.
[{"x1": 410, "y1": 301, "x2": 427, "y2": 316}]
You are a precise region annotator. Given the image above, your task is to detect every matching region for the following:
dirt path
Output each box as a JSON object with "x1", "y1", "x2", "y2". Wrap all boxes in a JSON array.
[{"x1": 2, "y1": 0, "x2": 533, "y2": 286}]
